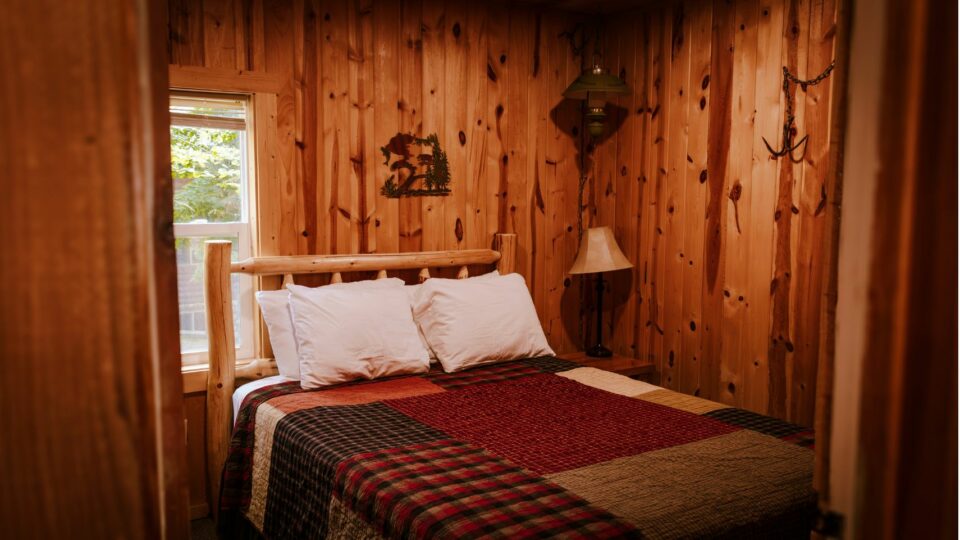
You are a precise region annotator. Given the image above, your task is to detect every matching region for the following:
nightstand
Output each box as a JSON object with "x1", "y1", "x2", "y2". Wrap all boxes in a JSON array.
[{"x1": 558, "y1": 351, "x2": 658, "y2": 384}]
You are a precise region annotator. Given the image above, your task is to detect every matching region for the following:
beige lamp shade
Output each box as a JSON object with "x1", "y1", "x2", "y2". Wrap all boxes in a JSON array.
[{"x1": 569, "y1": 226, "x2": 633, "y2": 275}]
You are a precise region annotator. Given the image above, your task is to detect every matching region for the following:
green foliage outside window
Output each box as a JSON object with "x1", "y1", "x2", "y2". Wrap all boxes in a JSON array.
[{"x1": 170, "y1": 126, "x2": 242, "y2": 224}]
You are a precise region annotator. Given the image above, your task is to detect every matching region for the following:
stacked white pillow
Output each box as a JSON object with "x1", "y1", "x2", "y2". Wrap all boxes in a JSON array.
[
  {"x1": 255, "y1": 269, "x2": 554, "y2": 387},
  {"x1": 254, "y1": 289, "x2": 301, "y2": 380},
  {"x1": 412, "y1": 272, "x2": 554, "y2": 373},
  {"x1": 404, "y1": 271, "x2": 501, "y2": 362},
  {"x1": 288, "y1": 283, "x2": 430, "y2": 389},
  {"x1": 255, "y1": 278, "x2": 405, "y2": 381},
  {"x1": 405, "y1": 285, "x2": 438, "y2": 362}
]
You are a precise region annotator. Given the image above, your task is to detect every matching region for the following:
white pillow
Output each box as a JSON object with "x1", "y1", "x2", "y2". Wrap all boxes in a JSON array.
[
  {"x1": 405, "y1": 285, "x2": 438, "y2": 362},
  {"x1": 255, "y1": 277, "x2": 404, "y2": 380},
  {"x1": 413, "y1": 272, "x2": 554, "y2": 372},
  {"x1": 289, "y1": 284, "x2": 430, "y2": 389},
  {"x1": 255, "y1": 289, "x2": 301, "y2": 379},
  {"x1": 405, "y1": 271, "x2": 500, "y2": 363}
]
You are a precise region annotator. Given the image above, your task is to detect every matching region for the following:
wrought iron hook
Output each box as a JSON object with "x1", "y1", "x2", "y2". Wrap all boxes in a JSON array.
[
  {"x1": 764, "y1": 61, "x2": 836, "y2": 162},
  {"x1": 762, "y1": 118, "x2": 810, "y2": 163}
]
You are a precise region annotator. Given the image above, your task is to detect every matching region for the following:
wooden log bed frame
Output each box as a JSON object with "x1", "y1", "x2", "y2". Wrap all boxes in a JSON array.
[{"x1": 203, "y1": 233, "x2": 518, "y2": 514}]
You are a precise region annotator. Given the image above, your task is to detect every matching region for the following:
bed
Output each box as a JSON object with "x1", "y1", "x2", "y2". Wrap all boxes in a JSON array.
[{"x1": 203, "y1": 234, "x2": 816, "y2": 539}]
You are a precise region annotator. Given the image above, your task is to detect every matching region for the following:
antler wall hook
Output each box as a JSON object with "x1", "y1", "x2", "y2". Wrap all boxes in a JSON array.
[{"x1": 763, "y1": 60, "x2": 836, "y2": 162}]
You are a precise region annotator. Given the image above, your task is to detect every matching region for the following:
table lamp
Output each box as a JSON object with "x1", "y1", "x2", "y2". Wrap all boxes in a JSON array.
[{"x1": 568, "y1": 226, "x2": 633, "y2": 357}]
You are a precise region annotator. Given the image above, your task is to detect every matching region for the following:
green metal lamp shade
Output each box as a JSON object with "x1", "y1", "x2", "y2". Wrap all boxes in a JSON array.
[
  {"x1": 562, "y1": 64, "x2": 631, "y2": 99},
  {"x1": 564, "y1": 64, "x2": 630, "y2": 137}
]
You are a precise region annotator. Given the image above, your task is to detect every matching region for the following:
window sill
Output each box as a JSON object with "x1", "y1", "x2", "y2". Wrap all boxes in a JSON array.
[{"x1": 181, "y1": 364, "x2": 210, "y2": 394}]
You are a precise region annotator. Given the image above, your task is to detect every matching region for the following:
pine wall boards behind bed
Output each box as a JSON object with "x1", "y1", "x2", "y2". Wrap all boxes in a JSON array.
[
  {"x1": 169, "y1": 0, "x2": 586, "y2": 516},
  {"x1": 591, "y1": 0, "x2": 842, "y2": 428},
  {"x1": 169, "y1": 0, "x2": 588, "y2": 352},
  {"x1": 168, "y1": 0, "x2": 842, "y2": 515}
]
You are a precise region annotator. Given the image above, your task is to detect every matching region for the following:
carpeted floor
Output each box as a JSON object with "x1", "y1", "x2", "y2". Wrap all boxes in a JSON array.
[{"x1": 191, "y1": 518, "x2": 217, "y2": 540}]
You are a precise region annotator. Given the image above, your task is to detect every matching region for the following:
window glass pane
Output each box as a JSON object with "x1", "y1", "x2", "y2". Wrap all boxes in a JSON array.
[
  {"x1": 171, "y1": 92, "x2": 251, "y2": 365},
  {"x1": 176, "y1": 235, "x2": 243, "y2": 355},
  {"x1": 170, "y1": 125, "x2": 243, "y2": 224}
]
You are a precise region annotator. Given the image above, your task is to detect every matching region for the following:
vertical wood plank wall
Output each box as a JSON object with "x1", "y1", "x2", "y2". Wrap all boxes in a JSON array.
[
  {"x1": 168, "y1": 0, "x2": 587, "y2": 514},
  {"x1": 595, "y1": 0, "x2": 841, "y2": 427},
  {"x1": 168, "y1": 0, "x2": 586, "y2": 352},
  {"x1": 169, "y1": 0, "x2": 842, "y2": 515}
]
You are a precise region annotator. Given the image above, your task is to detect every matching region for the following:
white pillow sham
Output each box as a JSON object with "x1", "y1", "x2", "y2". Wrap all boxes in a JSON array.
[
  {"x1": 405, "y1": 285, "x2": 437, "y2": 362},
  {"x1": 255, "y1": 289, "x2": 301, "y2": 379},
  {"x1": 413, "y1": 272, "x2": 554, "y2": 373},
  {"x1": 255, "y1": 277, "x2": 404, "y2": 380},
  {"x1": 289, "y1": 284, "x2": 430, "y2": 389},
  {"x1": 405, "y1": 270, "x2": 501, "y2": 363}
]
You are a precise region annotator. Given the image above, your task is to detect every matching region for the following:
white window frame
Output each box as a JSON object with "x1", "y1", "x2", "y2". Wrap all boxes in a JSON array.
[{"x1": 171, "y1": 93, "x2": 256, "y2": 366}]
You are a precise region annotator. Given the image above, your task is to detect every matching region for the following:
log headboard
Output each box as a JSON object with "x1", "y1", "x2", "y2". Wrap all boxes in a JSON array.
[{"x1": 202, "y1": 233, "x2": 517, "y2": 516}]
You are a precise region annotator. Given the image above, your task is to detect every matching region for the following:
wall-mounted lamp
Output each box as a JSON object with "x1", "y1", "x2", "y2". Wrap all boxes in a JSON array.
[
  {"x1": 562, "y1": 63, "x2": 630, "y2": 138},
  {"x1": 561, "y1": 29, "x2": 634, "y2": 356}
]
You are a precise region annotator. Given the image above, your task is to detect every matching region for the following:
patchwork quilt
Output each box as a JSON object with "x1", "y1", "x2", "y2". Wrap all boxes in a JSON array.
[{"x1": 220, "y1": 357, "x2": 816, "y2": 539}]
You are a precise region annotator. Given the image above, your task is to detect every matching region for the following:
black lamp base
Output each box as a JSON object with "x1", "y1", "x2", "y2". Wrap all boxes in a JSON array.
[
  {"x1": 586, "y1": 344, "x2": 613, "y2": 358},
  {"x1": 585, "y1": 274, "x2": 614, "y2": 358}
]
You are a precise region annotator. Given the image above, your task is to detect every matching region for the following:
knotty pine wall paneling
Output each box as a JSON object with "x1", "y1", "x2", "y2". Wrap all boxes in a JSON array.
[
  {"x1": 596, "y1": 0, "x2": 842, "y2": 427},
  {"x1": 168, "y1": 1, "x2": 843, "y2": 515},
  {"x1": 169, "y1": 0, "x2": 584, "y2": 345},
  {"x1": 168, "y1": 0, "x2": 588, "y2": 512}
]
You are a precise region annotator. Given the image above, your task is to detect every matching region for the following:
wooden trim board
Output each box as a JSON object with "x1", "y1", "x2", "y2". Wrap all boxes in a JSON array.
[{"x1": 169, "y1": 65, "x2": 284, "y2": 94}]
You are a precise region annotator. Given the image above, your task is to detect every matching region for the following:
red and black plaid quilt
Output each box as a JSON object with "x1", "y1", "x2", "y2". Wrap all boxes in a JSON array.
[{"x1": 220, "y1": 357, "x2": 816, "y2": 539}]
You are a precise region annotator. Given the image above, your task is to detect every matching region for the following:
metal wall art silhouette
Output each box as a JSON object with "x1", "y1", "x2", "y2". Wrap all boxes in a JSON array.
[{"x1": 380, "y1": 132, "x2": 452, "y2": 198}]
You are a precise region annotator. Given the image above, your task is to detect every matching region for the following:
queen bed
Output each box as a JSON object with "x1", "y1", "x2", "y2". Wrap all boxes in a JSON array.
[{"x1": 204, "y1": 234, "x2": 816, "y2": 539}]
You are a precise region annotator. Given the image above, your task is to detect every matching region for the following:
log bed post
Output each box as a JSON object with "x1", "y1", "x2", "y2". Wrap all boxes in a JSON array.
[
  {"x1": 495, "y1": 233, "x2": 517, "y2": 274},
  {"x1": 204, "y1": 240, "x2": 236, "y2": 520}
]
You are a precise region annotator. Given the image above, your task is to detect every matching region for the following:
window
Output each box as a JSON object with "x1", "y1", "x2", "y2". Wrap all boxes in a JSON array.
[{"x1": 170, "y1": 92, "x2": 254, "y2": 366}]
